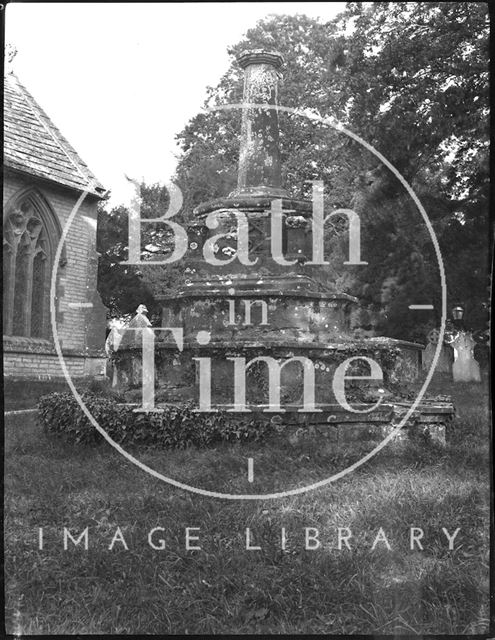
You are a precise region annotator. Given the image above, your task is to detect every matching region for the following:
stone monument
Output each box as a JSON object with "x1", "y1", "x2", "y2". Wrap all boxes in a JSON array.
[{"x1": 111, "y1": 50, "x2": 453, "y2": 443}]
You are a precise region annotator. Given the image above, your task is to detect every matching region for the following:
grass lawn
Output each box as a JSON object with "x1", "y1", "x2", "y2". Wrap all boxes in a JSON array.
[
  {"x1": 4, "y1": 373, "x2": 491, "y2": 635},
  {"x1": 3, "y1": 379, "x2": 73, "y2": 411}
]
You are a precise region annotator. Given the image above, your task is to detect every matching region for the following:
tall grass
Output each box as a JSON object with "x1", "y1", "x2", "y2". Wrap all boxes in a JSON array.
[{"x1": 4, "y1": 375, "x2": 491, "y2": 635}]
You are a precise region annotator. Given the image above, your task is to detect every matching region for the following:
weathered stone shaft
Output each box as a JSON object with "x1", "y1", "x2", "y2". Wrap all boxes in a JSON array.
[{"x1": 233, "y1": 50, "x2": 287, "y2": 198}]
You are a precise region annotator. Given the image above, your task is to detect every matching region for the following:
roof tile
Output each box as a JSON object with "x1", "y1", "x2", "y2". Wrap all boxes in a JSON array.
[{"x1": 3, "y1": 72, "x2": 106, "y2": 198}]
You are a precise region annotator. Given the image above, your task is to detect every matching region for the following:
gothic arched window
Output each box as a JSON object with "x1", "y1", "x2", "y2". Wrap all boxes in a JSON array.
[{"x1": 3, "y1": 190, "x2": 60, "y2": 339}]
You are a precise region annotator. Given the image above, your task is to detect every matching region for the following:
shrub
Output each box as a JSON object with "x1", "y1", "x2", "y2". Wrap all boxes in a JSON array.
[
  {"x1": 38, "y1": 392, "x2": 272, "y2": 448},
  {"x1": 85, "y1": 377, "x2": 126, "y2": 402}
]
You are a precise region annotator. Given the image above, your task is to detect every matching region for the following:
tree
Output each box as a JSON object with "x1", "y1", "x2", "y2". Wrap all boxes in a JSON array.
[
  {"x1": 172, "y1": 4, "x2": 490, "y2": 339},
  {"x1": 98, "y1": 5, "x2": 490, "y2": 338},
  {"x1": 97, "y1": 183, "x2": 186, "y2": 319},
  {"x1": 337, "y1": 2, "x2": 490, "y2": 336}
]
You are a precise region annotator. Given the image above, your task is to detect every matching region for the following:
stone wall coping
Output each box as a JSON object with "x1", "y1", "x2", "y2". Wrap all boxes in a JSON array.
[
  {"x1": 366, "y1": 336, "x2": 425, "y2": 351},
  {"x1": 157, "y1": 289, "x2": 358, "y2": 303},
  {"x1": 114, "y1": 339, "x2": 406, "y2": 353},
  {"x1": 5, "y1": 375, "x2": 106, "y2": 383},
  {"x1": 115, "y1": 400, "x2": 454, "y2": 417},
  {"x1": 3, "y1": 336, "x2": 106, "y2": 358},
  {"x1": 3, "y1": 336, "x2": 52, "y2": 348},
  {"x1": 193, "y1": 195, "x2": 313, "y2": 217}
]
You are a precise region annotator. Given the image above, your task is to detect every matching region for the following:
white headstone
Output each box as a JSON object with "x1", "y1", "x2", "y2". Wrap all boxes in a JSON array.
[{"x1": 451, "y1": 332, "x2": 481, "y2": 383}]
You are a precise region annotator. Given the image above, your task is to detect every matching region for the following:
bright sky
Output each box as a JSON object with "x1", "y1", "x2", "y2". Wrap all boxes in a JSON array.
[{"x1": 5, "y1": 2, "x2": 346, "y2": 207}]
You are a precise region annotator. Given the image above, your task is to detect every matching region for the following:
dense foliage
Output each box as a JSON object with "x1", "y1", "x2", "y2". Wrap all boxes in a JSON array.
[{"x1": 38, "y1": 392, "x2": 272, "y2": 448}]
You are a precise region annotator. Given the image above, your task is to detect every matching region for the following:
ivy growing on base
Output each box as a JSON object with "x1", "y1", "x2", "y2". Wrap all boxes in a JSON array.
[{"x1": 38, "y1": 392, "x2": 272, "y2": 448}]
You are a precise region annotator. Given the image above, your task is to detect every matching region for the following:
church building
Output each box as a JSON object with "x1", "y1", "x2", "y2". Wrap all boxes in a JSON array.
[{"x1": 3, "y1": 70, "x2": 107, "y2": 381}]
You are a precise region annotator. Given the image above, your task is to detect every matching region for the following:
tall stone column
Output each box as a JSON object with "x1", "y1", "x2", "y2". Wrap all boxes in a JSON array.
[{"x1": 232, "y1": 50, "x2": 288, "y2": 198}]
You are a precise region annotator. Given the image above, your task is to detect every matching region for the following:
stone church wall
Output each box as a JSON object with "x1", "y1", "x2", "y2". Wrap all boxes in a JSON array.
[{"x1": 3, "y1": 170, "x2": 107, "y2": 380}]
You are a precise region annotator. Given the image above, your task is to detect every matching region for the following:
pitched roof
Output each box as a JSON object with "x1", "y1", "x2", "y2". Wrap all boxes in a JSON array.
[{"x1": 3, "y1": 72, "x2": 106, "y2": 198}]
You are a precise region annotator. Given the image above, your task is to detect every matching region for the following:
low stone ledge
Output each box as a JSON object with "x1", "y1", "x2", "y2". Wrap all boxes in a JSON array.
[{"x1": 114, "y1": 399, "x2": 454, "y2": 447}]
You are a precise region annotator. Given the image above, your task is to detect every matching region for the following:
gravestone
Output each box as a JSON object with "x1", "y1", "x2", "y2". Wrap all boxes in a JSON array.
[
  {"x1": 451, "y1": 332, "x2": 481, "y2": 383},
  {"x1": 422, "y1": 342, "x2": 454, "y2": 374},
  {"x1": 423, "y1": 328, "x2": 454, "y2": 374}
]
